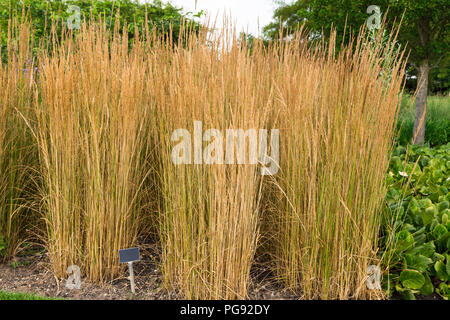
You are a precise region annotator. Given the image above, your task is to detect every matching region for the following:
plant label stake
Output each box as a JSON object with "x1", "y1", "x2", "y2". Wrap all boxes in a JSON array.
[{"x1": 119, "y1": 247, "x2": 140, "y2": 294}]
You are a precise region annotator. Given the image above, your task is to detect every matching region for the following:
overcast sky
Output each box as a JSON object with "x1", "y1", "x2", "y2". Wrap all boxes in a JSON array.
[{"x1": 164, "y1": 0, "x2": 278, "y2": 36}]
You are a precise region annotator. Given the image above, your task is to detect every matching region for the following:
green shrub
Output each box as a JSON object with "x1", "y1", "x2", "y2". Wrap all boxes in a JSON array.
[
  {"x1": 0, "y1": 0, "x2": 202, "y2": 63},
  {"x1": 382, "y1": 143, "x2": 450, "y2": 300}
]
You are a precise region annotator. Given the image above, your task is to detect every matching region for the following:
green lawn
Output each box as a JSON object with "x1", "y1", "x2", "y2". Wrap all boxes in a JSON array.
[
  {"x1": 397, "y1": 95, "x2": 450, "y2": 147},
  {"x1": 0, "y1": 290, "x2": 64, "y2": 300}
]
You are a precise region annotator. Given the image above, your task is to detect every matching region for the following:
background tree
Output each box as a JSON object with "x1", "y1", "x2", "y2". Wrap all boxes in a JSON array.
[
  {"x1": 264, "y1": 0, "x2": 450, "y2": 145},
  {"x1": 0, "y1": 0, "x2": 202, "y2": 62}
]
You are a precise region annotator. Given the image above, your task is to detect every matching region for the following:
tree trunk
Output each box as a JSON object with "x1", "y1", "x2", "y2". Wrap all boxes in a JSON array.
[{"x1": 412, "y1": 59, "x2": 430, "y2": 145}]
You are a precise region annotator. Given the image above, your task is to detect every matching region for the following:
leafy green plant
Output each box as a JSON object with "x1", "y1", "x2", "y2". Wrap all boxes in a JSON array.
[
  {"x1": 0, "y1": 0, "x2": 202, "y2": 63},
  {"x1": 381, "y1": 143, "x2": 450, "y2": 299}
]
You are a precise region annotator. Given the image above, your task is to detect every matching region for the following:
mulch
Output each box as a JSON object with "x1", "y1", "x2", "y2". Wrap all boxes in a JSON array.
[{"x1": 0, "y1": 244, "x2": 297, "y2": 300}]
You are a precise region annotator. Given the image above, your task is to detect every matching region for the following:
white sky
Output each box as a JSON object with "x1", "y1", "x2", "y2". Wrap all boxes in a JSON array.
[{"x1": 164, "y1": 0, "x2": 277, "y2": 36}]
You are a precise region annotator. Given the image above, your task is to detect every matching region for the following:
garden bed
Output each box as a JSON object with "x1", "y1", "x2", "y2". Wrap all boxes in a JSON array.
[{"x1": 0, "y1": 245, "x2": 296, "y2": 300}]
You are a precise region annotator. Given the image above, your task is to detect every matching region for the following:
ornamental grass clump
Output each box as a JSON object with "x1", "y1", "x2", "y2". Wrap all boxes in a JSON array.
[
  {"x1": 33, "y1": 21, "x2": 152, "y2": 282},
  {"x1": 150, "y1": 25, "x2": 273, "y2": 299},
  {"x1": 0, "y1": 17, "x2": 38, "y2": 260},
  {"x1": 266, "y1": 28, "x2": 406, "y2": 299}
]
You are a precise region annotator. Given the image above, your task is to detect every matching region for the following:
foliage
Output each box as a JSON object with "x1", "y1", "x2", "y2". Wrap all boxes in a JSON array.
[
  {"x1": 429, "y1": 55, "x2": 450, "y2": 94},
  {"x1": 405, "y1": 58, "x2": 450, "y2": 95},
  {"x1": 382, "y1": 143, "x2": 450, "y2": 299},
  {"x1": 263, "y1": 0, "x2": 450, "y2": 94},
  {"x1": 0, "y1": 0, "x2": 202, "y2": 62}
]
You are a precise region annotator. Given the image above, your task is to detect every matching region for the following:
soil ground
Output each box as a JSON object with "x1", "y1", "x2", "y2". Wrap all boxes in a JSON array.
[
  {"x1": 0, "y1": 244, "x2": 297, "y2": 300},
  {"x1": 1, "y1": 243, "x2": 443, "y2": 300}
]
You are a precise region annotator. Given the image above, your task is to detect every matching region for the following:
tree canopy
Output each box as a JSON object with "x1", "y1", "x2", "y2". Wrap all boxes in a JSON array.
[
  {"x1": 0, "y1": 0, "x2": 202, "y2": 61},
  {"x1": 264, "y1": 0, "x2": 450, "y2": 144},
  {"x1": 264, "y1": 0, "x2": 449, "y2": 93}
]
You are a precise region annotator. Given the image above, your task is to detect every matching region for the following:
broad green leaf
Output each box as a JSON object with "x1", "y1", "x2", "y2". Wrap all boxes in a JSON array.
[
  {"x1": 434, "y1": 252, "x2": 445, "y2": 262},
  {"x1": 437, "y1": 231, "x2": 450, "y2": 250},
  {"x1": 437, "y1": 283, "x2": 449, "y2": 300},
  {"x1": 396, "y1": 230, "x2": 415, "y2": 251},
  {"x1": 420, "y1": 207, "x2": 435, "y2": 225},
  {"x1": 419, "y1": 274, "x2": 434, "y2": 296},
  {"x1": 406, "y1": 254, "x2": 433, "y2": 273},
  {"x1": 402, "y1": 290, "x2": 416, "y2": 300},
  {"x1": 433, "y1": 224, "x2": 448, "y2": 240},
  {"x1": 438, "y1": 201, "x2": 449, "y2": 212},
  {"x1": 434, "y1": 261, "x2": 449, "y2": 281},
  {"x1": 419, "y1": 198, "x2": 433, "y2": 209},
  {"x1": 400, "y1": 270, "x2": 425, "y2": 290},
  {"x1": 442, "y1": 213, "x2": 449, "y2": 225},
  {"x1": 408, "y1": 241, "x2": 435, "y2": 258}
]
